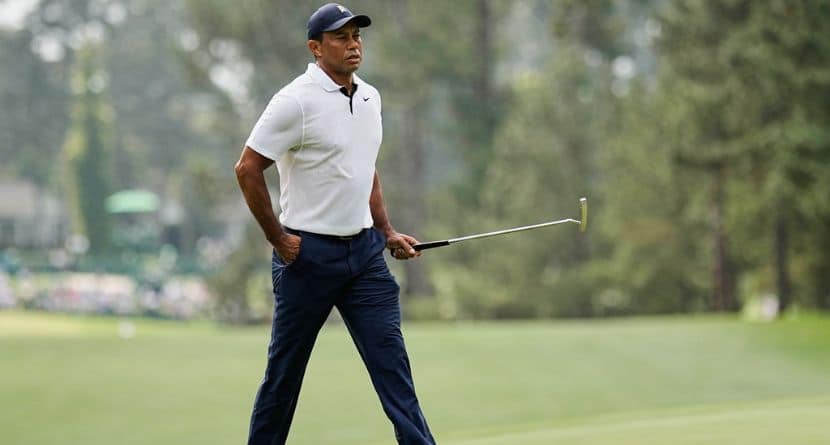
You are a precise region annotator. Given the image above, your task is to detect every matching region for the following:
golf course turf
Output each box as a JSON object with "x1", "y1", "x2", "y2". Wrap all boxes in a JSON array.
[{"x1": 2, "y1": 311, "x2": 829, "y2": 444}]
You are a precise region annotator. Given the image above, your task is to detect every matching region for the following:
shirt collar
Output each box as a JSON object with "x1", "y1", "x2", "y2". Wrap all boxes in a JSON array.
[{"x1": 307, "y1": 62, "x2": 362, "y2": 93}]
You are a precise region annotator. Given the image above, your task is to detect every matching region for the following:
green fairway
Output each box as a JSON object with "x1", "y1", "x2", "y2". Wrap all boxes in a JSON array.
[{"x1": 2, "y1": 311, "x2": 829, "y2": 445}]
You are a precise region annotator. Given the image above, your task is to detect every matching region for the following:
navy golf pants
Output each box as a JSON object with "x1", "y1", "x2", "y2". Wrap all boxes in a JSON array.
[{"x1": 247, "y1": 227, "x2": 435, "y2": 445}]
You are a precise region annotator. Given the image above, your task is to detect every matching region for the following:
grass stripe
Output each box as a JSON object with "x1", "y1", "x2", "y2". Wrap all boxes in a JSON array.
[{"x1": 440, "y1": 398, "x2": 830, "y2": 445}]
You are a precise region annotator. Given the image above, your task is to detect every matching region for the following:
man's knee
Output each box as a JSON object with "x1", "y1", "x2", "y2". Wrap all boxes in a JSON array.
[{"x1": 360, "y1": 323, "x2": 409, "y2": 370}]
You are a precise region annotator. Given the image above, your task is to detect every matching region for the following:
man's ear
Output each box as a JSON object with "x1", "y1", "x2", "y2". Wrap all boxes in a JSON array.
[{"x1": 307, "y1": 39, "x2": 322, "y2": 58}]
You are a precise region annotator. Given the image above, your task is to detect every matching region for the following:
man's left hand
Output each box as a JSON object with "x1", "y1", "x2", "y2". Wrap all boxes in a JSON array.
[{"x1": 385, "y1": 231, "x2": 421, "y2": 260}]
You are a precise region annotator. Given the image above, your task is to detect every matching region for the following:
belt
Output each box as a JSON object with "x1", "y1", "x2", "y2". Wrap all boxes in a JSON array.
[{"x1": 284, "y1": 227, "x2": 365, "y2": 241}]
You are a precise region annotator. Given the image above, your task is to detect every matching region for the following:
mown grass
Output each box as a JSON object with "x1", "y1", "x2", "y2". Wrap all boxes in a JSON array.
[{"x1": 2, "y1": 311, "x2": 829, "y2": 444}]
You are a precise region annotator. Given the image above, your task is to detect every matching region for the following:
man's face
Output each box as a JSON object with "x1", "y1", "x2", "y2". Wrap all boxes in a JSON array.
[{"x1": 311, "y1": 22, "x2": 363, "y2": 76}]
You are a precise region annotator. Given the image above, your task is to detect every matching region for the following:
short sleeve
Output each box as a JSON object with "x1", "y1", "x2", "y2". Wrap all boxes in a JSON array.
[{"x1": 245, "y1": 94, "x2": 303, "y2": 160}]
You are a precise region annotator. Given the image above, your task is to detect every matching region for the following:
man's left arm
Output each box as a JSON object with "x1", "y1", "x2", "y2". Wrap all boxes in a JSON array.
[{"x1": 370, "y1": 170, "x2": 421, "y2": 260}]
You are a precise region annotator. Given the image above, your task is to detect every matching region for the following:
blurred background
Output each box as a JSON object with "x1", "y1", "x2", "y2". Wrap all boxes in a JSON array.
[
  {"x1": 2, "y1": 0, "x2": 830, "y2": 322},
  {"x1": 2, "y1": 1, "x2": 829, "y2": 444}
]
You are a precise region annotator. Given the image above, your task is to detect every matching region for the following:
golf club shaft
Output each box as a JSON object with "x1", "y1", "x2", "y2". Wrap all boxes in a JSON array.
[
  {"x1": 413, "y1": 219, "x2": 580, "y2": 251},
  {"x1": 412, "y1": 197, "x2": 587, "y2": 251},
  {"x1": 451, "y1": 218, "x2": 580, "y2": 243}
]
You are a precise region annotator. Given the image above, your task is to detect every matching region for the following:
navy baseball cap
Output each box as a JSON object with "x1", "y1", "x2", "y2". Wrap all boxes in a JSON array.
[{"x1": 307, "y1": 3, "x2": 371, "y2": 40}]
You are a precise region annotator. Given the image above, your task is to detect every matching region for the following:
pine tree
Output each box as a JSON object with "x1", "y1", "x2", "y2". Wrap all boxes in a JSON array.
[{"x1": 656, "y1": 0, "x2": 830, "y2": 311}]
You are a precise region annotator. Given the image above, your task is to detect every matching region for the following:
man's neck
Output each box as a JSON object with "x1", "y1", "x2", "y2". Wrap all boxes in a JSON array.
[{"x1": 316, "y1": 61, "x2": 354, "y2": 94}]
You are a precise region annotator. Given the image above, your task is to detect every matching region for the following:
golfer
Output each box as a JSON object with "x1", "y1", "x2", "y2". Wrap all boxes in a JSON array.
[{"x1": 234, "y1": 3, "x2": 435, "y2": 444}]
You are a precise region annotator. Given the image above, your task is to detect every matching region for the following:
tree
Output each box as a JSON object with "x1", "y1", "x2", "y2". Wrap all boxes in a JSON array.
[
  {"x1": 725, "y1": 0, "x2": 830, "y2": 310},
  {"x1": 601, "y1": 81, "x2": 710, "y2": 313},
  {"x1": 62, "y1": 46, "x2": 115, "y2": 253},
  {"x1": 442, "y1": 0, "x2": 681, "y2": 318},
  {"x1": 0, "y1": 28, "x2": 69, "y2": 185},
  {"x1": 5, "y1": 0, "x2": 234, "y2": 256},
  {"x1": 206, "y1": 223, "x2": 271, "y2": 324},
  {"x1": 655, "y1": 0, "x2": 830, "y2": 311}
]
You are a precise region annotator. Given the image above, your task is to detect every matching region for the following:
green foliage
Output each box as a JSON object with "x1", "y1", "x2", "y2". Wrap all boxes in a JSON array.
[
  {"x1": 552, "y1": 0, "x2": 629, "y2": 58},
  {"x1": 205, "y1": 223, "x2": 271, "y2": 324},
  {"x1": 441, "y1": 0, "x2": 639, "y2": 318},
  {"x1": 600, "y1": 81, "x2": 712, "y2": 313},
  {"x1": 0, "y1": 29, "x2": 69, "y2": 185},
  {"x1": 62, "y1": 46, "x2": 115, "y2": 253},
  {"x1": 651, "y1": 0, "x2": 830, "y2": 309},
  {"x1": 436, "y1": 0, "x2": 830, "y2": 318},
  {"x1": 443, "y1": 48, "x2": 605, "y2": 318},
  {"x1": 5, "y1": 0, "x2": 830, "y2": 319}
]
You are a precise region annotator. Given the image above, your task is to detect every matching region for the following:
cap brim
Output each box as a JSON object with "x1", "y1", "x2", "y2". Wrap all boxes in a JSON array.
[{"x1": 322, "y1": 14, "x2": 371, "y2": 33}]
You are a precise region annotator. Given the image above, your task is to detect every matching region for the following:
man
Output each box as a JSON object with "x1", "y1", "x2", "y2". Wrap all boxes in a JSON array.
[{"x1": 234, "y1": 3, "x2": 436, "y2": 445}]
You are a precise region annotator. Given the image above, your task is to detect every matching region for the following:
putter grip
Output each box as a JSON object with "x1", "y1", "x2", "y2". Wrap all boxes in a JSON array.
[{"x1": 413, "y1": 240, "x2": 450, "y2": 251}]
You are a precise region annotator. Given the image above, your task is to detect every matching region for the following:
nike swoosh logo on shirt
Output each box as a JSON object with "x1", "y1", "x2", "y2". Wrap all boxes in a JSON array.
[{"x1": 363, "y1": 97, "x2": 370, "y2": 101}]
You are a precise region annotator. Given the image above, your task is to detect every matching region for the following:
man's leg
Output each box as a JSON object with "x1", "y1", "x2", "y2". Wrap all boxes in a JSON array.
[
  {"x1": 337, "y1": 244, "x2": 435, "y2": 445},
  {"x1": 248, "y1": 247, "x2": 339, "y2": 445}
]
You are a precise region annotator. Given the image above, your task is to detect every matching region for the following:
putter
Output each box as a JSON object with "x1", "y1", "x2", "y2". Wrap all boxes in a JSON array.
[{"x1": 413, "y1": 197, "x2": 588, "y2": 251}]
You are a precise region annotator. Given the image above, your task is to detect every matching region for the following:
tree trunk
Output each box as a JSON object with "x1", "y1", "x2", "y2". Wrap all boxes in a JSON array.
[
  {"x1": 467, "y1": 0, "x2": 496, "y2": 198},
  {"x1": 813, "y1": 217, "x2": 830, "y2": 310},
  {"x1": 474, "y1": 0, "x2": 492, "y2": 102},
  {"x1": 711, "y1": 166, "x2": 733, "y2": 311},
  {"x1": 400, "y1": 102, "x2": 434, "y2": 297},
  {"x1": 774, "y1": 214, "x2": 791, "y2": 312},
  {"x1": 385, "y1": 0, "x2": 435, "y2": 298}
]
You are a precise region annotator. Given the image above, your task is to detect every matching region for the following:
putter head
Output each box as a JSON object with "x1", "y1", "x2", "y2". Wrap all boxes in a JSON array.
[{"x1": 579, "y1": 197, "x2": 588, "y2": 232}]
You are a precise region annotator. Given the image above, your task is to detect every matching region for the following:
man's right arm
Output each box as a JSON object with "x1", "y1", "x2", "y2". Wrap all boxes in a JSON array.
[
  {"x1": 237, "y1": 93, "x2": 304, "y2": 262},
  {"x1": 234, "y1": 147, "x2": 301, "y2": 262}
]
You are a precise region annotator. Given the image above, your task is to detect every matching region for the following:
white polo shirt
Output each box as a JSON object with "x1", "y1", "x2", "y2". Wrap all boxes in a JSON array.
[{"x1": 245, "y1": 63, "x2": 383, "y2": 236}]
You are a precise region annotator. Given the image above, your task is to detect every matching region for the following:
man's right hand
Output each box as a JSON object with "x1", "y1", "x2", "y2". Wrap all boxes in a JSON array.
[{"x1": 273, "y1": 233, "x2": 302, "y2": 264}]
